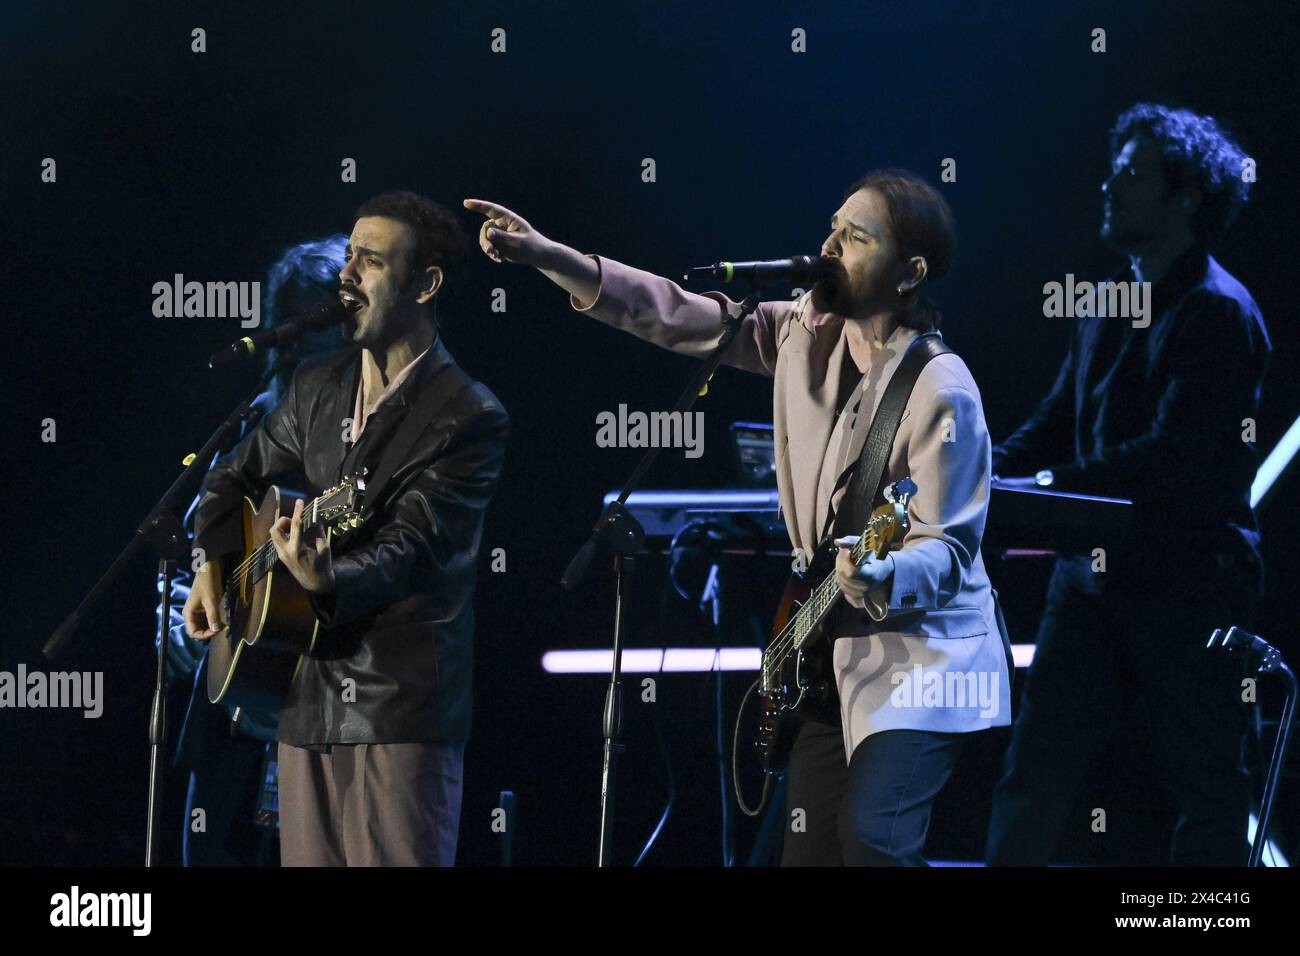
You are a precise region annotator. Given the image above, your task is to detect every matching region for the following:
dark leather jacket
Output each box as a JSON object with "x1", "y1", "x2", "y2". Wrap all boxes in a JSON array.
[
  {"x1": 993, "y1": 247, "x2": 1271, "y2": 582},
  {"x1": 192, "y1": 338, "x2": 509, "y2": 747}
]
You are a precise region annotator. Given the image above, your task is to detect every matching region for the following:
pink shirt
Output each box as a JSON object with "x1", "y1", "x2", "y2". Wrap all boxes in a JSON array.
[{"x1": 350, "y1": 348, "x2": 430, "y2": 444}]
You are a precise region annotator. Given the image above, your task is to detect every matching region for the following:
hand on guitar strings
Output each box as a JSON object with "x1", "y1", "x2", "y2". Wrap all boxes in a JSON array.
[
  {"x1": 833, "y1": 535, "x2": 895, "y2": 608},
  {"x1": 182, "y1": 561, "x2": 227, "y2": 641},
  {"x1": 270, "y1": 498, "x2": 336, "y2": 596}
]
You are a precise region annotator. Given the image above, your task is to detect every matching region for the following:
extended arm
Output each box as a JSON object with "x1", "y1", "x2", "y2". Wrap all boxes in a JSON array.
[{"x1": 463, "y1": 198, "x2": 784, "y2": 377}]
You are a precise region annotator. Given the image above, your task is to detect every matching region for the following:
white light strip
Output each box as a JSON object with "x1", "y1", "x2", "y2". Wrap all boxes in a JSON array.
[
  {"x1": 542, "y1": 644, "x2": 1038, "y2": 674},
  {"x1": 1248, "y1": 812, "x2": 1290, "y2": 867},
  {"x1": 542, "y1": 647, "x2": 761, "y2": 674},
  {"x1": 1252, "y1": 413, "x2": 1300, "y2": 509}
]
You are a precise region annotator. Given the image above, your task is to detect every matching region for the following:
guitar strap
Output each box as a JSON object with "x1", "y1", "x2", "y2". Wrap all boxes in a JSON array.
[
  {"x1": 351, "y1": 357, "x2": 475, "y2": 524},
  {"x1": 823, "y1": 330, "x2": 1016, "y2": 690},
  {"x1": 826, "y1": 331, "x2": 950, "y2": 541}
]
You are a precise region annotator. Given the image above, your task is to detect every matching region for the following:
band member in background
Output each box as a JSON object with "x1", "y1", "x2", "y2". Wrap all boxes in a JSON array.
[
  {"x1": 157, "y1": 234, "x2": 348, "y2": 866},
  {"x1": 183, "y1": 192, "x2": 509, "y2": 866},
  {"x1": 985, "y1": 104, "x2": 1271, "y2": 866},
  {"x1": 465, "y1": 170, "x2": 1013, "y2": 866}
]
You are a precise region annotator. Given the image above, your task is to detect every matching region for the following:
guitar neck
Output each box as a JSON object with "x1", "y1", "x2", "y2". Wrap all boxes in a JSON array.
[
  {"x1": 760, "y1": 479, "x2": 913, "y2": 697},
  {"x1": 231, "y1": 495, "x2": 331, "y2": 591},
  {"x1": 787, "y1": 534, "x2": 875, "y2": 652}
]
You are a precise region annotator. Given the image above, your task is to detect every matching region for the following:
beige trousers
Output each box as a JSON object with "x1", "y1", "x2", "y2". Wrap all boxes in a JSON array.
[{"x1": 277, "y1": 741, "x2": 464, "y2": 866}]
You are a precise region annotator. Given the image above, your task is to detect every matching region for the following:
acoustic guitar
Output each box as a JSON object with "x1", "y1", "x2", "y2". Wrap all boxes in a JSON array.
[{"x1": 205, "y1": 475, "x2": 366, "y2": 710}]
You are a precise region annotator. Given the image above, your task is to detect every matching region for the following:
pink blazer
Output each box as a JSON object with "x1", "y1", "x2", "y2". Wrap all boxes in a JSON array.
[{"x1": 572, "y1": 256, "x2": 1012, "y2": 759}]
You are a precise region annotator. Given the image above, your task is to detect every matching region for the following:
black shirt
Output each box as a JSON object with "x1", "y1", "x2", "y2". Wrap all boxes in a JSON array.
[{"x1": 994, "y1": 246, "x2": 1271, "y2": 565}]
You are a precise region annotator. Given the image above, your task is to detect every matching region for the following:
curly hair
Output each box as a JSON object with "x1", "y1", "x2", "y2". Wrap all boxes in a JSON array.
[
  {"x1": 353, "y1": 191, "x2": 467, "y2": 288},
  {"x1": 1110, "y1": 103, "x2": 1251, "y2": 243}
]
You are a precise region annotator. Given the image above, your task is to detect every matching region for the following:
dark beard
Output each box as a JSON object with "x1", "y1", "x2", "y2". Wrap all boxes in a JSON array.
[
  {"x1": 811, "y1": 260, "x2": 851, "y2": 315},
  {"x1": 1101, "y1": 207, "x2": 1163, "y2": 252},
  {"x1": 811, "y1": 279, "x2": 837, "y2": 314},
  {"x1": 812, "y1": 273, "x2": 878, "y2": 318},
  {"x1": 1101, "y1": 223, "x2": 1152, "y2": 252}
]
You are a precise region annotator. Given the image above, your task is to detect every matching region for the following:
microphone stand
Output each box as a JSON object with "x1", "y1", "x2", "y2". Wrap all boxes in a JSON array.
[
  {"x1": 44, "y1": 352, "x2": 295, "y2": 866},
  {"x1": 562, "y1": 286, "x2": 763, "y2": 867}
]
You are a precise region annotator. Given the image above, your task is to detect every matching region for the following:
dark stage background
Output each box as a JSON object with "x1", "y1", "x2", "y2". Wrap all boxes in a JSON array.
[{"x1": 4, "y1": 0, "x2": 1298, "y2": 866}]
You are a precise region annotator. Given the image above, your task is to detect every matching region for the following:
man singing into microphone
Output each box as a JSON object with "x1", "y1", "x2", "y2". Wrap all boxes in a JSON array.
[
  {"x1": 465, "y1": 171, "x2": 1012, "y2": 866},
  {"x1": 183, "y1": 192, "x2": 509, "y2": 866}
]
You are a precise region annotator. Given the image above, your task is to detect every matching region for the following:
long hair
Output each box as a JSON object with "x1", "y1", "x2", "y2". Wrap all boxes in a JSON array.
[
  {"x1": 842, "y1": 169, "x2": 957, "y2": 331},
  {"x1": 261, "y1": 233, "x2": 349, "y2": 403}
]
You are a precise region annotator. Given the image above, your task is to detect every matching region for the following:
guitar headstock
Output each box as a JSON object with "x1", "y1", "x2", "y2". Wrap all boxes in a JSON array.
[
  {"x1": 309, "y1": 471, "x2": 368, "y2": 535},
  {"x1": 861, "y1": 477, "x2": 916, "y2": 559}
]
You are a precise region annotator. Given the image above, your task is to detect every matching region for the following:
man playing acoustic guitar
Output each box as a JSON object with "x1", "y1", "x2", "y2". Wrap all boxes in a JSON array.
[{"x1": 184, "y1": 192, "x2": 509, "y2": 866}]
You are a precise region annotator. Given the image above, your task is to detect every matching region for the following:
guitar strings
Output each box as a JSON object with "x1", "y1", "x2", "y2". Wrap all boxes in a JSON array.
[
  {"x1": 221, "y1": 505, "x2": 323, "y2": 604},
  {"x1": 227, "y1": 511, "x2": 309, "y2": 581},
  {"x1": 765, "y1": 508, "x2": 901, "y2": 667},
  {"x1": 762, "y1": 554, "x2": 859, "y2": 673},
  {"x1": 763, "y1": 571, "x2": 845, "y2": 673},
  {"x1": 760, "y1": 516, "x2": 888, "y2": 679},
  {"x1": 226, "y1": 480, "x2": 357, "y2": 584}
]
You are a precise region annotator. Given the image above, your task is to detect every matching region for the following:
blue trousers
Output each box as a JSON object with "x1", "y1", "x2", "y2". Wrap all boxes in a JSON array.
[
  {"x1": 985, "y1": 556, "x2": 1252, "y2": 865},
  {"x1": 782, "y1": 720, "x2": 964, "y2": 866}
]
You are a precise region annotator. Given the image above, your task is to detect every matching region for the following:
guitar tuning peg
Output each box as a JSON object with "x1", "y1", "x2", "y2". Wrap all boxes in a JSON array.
[{"x1": 350, "y1": 516, "x2": 362, "y2": 528}]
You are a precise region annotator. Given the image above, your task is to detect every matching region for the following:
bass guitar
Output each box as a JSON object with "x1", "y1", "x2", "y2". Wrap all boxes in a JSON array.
[{"x1": 754, "y1": 476, "x2": 916, "y2": 773}]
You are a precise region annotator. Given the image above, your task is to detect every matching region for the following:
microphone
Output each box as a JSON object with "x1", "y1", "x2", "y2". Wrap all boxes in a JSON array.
[
  {"x1": 686, "y1": 255, "x2": 834, "y2": 286},
  {"x1": 207, "y1": 299, "x2": 348, "y2": 369}
]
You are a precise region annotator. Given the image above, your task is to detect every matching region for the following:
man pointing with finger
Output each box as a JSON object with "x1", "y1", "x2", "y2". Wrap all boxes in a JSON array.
[{"x1": 466, "y1": 175, "x2": 1012, "y2": 866}]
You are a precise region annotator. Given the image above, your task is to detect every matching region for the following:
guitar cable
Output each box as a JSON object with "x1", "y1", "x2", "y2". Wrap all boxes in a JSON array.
[
  {"x1": 631, "y1": 692, "x2": 677, "y2": 867},
  {"x1": 667, "y1": 517, "x2": 779, "y2": 821},
  {"x1": 732, "y1": 677, "x2": 774, "y2": 818},
  {"x1": 715, "y1": 659, "x2": 736, "y2": 866}
]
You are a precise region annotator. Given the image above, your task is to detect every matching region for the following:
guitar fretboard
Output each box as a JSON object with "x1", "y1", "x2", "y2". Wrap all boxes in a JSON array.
[
  {"x1": 791, "y1": 523, "x2": 875, "y2": 650},
  {"x1": 761, "y1": 515, "x2": 886, "y2": 687},
  {"x1": 225, "y1": 503, "x2": 329, "y2": 600}
]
